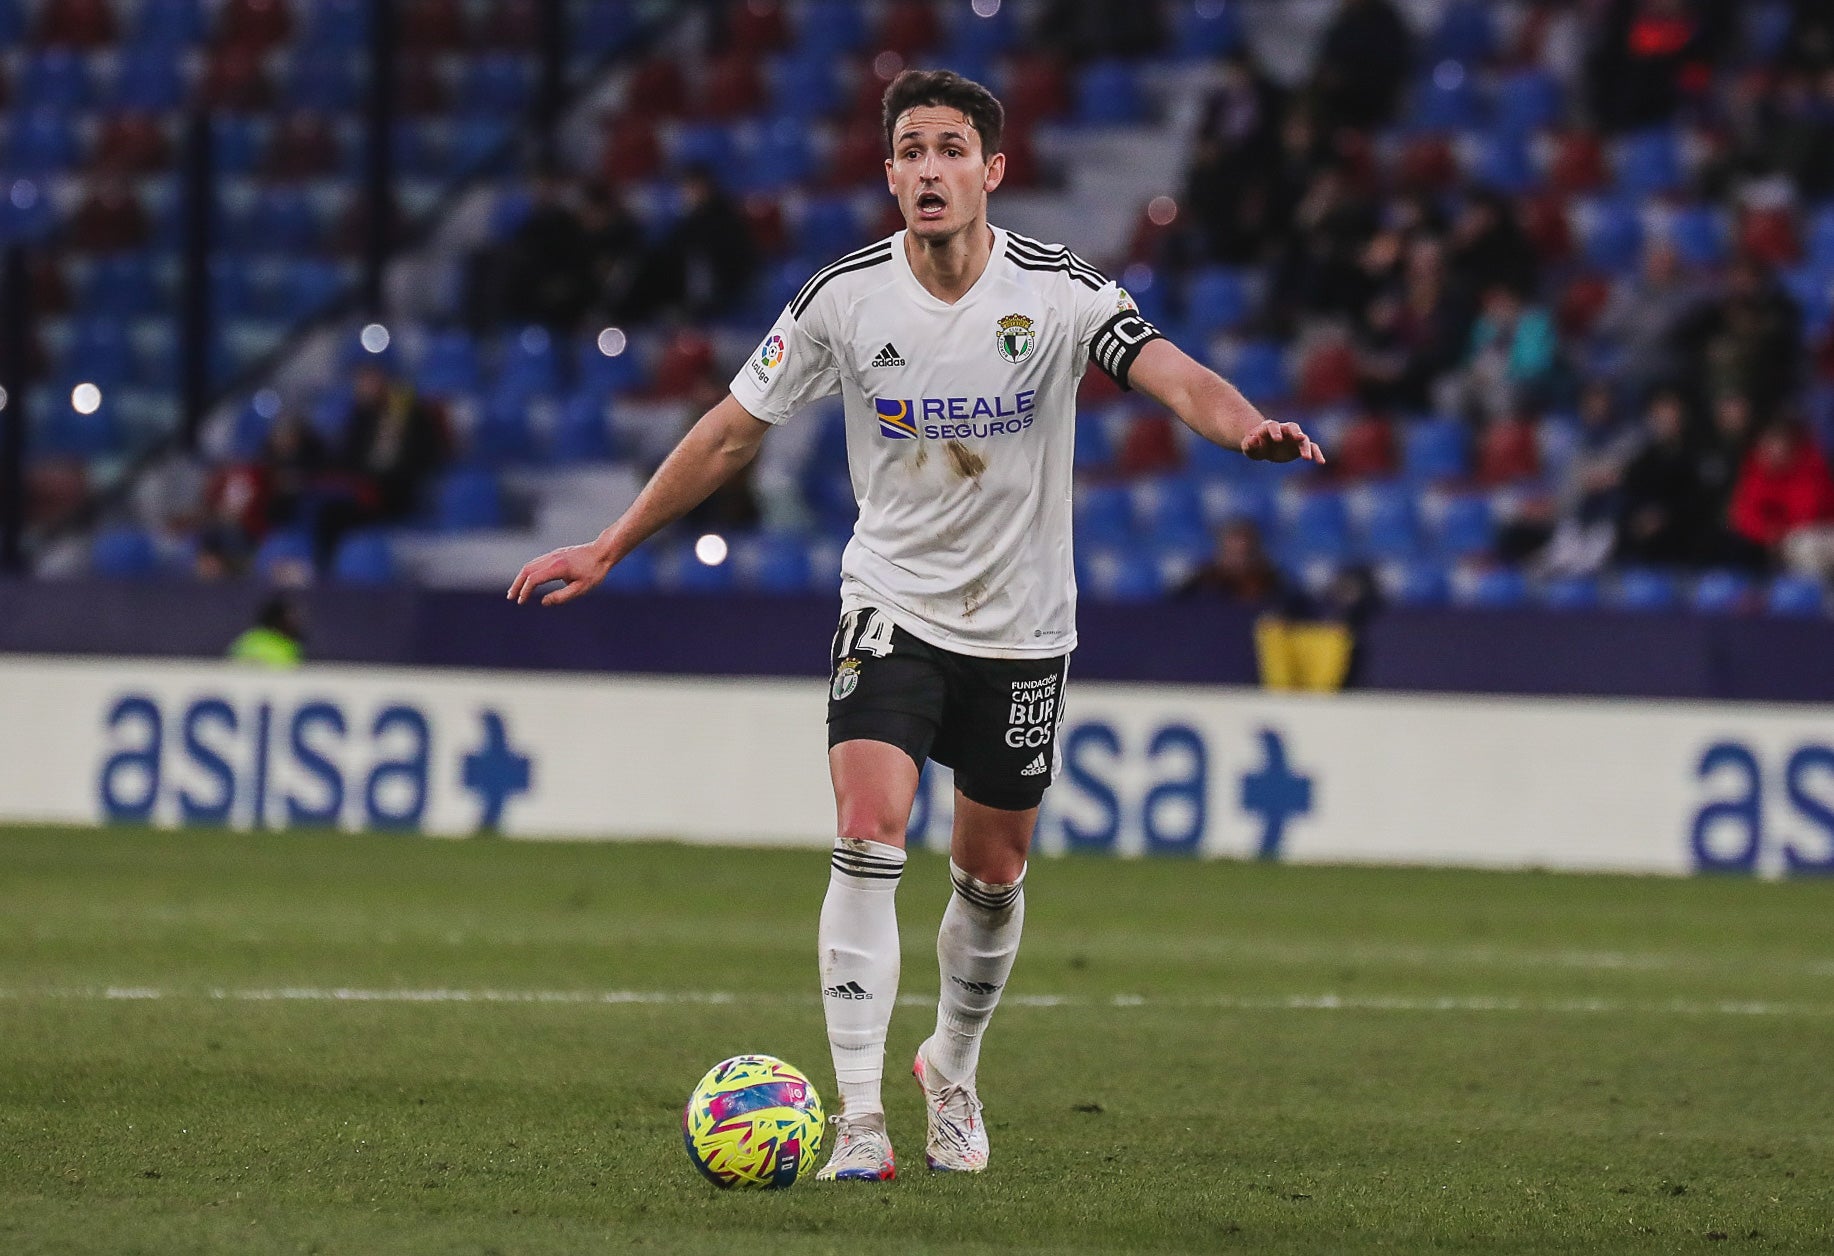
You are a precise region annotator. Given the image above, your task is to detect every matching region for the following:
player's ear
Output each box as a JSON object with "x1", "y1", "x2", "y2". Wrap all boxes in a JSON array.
[
  {"x1": 983, "y1": 150, "x2": 1005, "y2": 194},
  {"x1": 884, "y1": 156, "x2": 896, "y2": 195}
]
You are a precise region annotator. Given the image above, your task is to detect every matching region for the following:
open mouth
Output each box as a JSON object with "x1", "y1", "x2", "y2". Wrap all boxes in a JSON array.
[{"x1": 916, "y1": 191, "x2": 947, "y2": 220}]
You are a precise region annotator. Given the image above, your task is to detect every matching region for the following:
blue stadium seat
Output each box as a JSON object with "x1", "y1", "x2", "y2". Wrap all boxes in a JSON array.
[
  {"x1": 1074, "y1": 482, "x2": 1134, "y2": 547},
  {"x1": 737, "y1": 531, "x2": 814, "y2": 592},
  {"x1": 5, "y1": 110, "x2": 81, "y2": 174},
  {"x1": 20, "y1": 50, "x2": 92, "y2": 111},
  {"x1": 1131, "y1": 475, "x2": 1207, "y2": 546},
  {"x1": 1074, "y1": 61, "x2": 1146, "y2": 127},
  {"x1": 672, "y1": 122, "x2": 738, "y2": 173},
  {"x1": 1413, "y1": 69, "x2": 1480, "y2": 132},
  {"x1": 133, "y1": 0, "x2": 205, "y2": 46},
  {"x1": 1767, "y1": 574, "x2": 1827, "y2": 618},
  {"x1": 1808, "y1": 207, "x2": 1834, "y2": 272},
  {"x1": 1458, "y1": 566, "x2": 1529, "y2": 608},
  {"x1": 670, "y1": 544, "x2": 739, "y2": 593},
  {"x1": 575, "y1": 0, "x2": 635, "y2": 55},
  {"x1": 1426, "y1": 0, "x2": 1495, "y2": 63},
  {"x1": 254, "y1": 529, "x2": 315, "y2": 581},
  {"x1": 39, "y1": 398, "x2": 121, "y2": 458},
  {"x1": 767, "y1": 52, "x2": 842, "y2": 120},
  {"x1": 471, "y1": 399, "x2": 537, "y2": 465},
  {"x1": 1473, "y1": 133, "x2": 1535, "y2": 194},
  {"x1": 796, "y1": 0, "x2": 868, "y2": 55},
  {"x1": 1435, "y1": 494, "x2": 1495, "y2": 558},
  {"x1": 796, "y1": 197, "x2": 863, "y2": 257},
  {"x1": 1580, "y1": 199, "x2": 1644, "y2": 274},
  {"x1": 213, "y1": 116, "x2": 268, "y2": 176},
  {"x1": 436, "y1": 469, "x2": 505, "y2": 530},
  {"x1": 1540, "y1": 573, "x2": 1601, "y2": 610},
  {"x1": 1493, "y1": 69, "x2": 1561, "y2": 135},
  {"x1": 1612, "y1": 567, "x2": 1680, "y2": 611},
  {"x1": 575, "y1": 334, "x2": 643, "y2": 395},
  {"x1": 1172, "y1": 0, "x2": 1244, "y2": 60},
  {"x1": 494, "y1": 325, "x2": 561, "y2": 402},
  {"x1": 452, "y1": 118, "x2": 514, "y2": 177},
  {"x1": 950, "y1": 0, "x2": 1019, "y2": 56},
  {"x1": 461, "y1": 54, "x2": 533, "y2": 116},
  {"x1": 550, "y1": 391, "x2": 613, "y2": 462},
  {"x1": 228, "y1": 394, "x2": 278, "y2": 459},
  {"x1": 1073, "y1": 413, "x2": 1114, "y2": 469},
  {"x1": 1200, "y1": 478, "x2": 1277, "y2": 535},
  {"x1": 1692, "y1": 569, "x2": 1754, "y2": 614},
  {"x1": 286, "y1": 52, "x2": 363, "y2": 112},
  {"x1": 91, "y1": 526, "x2": 160, "y2": 578},
  {"x1": 414, "y1": 329, "x2": 484, "y2": 397},
  {"x1": 1385, "y1": 559, "x2": 1451, "y2": 607},
  {"x1": 1223, "y1": 340, "x2": 1289, "y2": 404},
  {"x1": 1358, "y1": 483, "x2": 1422, "y2": 559},
  {"x1": 0, "y1": 0, "x2": 22, "y2": 42},
  {"x1": 601, "y1": 543, "x2": 657, "y2": 591},
  {"x1": 64, "y1": 319, "x2": 137, "y2": 389},
  {"x1": 308, "y1": 384, "x2": 354, "y2": 441},
  {"x1": 1403, "y1": 418, "x2": 1470, "y2": 483},
  {"x1": 487, "y1": 188, "x2": 533, "y2": 241},
  {"x1": 738, "y1": 116, "x2": 816, "y2": 193},
  {"x1": 110, "y1": 48, "x2": 187, "y2": 111},
  {"x1": 84, "y1": 254, "x2": 163, "y2": 319},
  {"x1": 284, "y1": 259, "x2": 345, "y2": 318},
  {"x1": 1079, "y1": 544, "x2": 1161, "y2": 602},
  {"x1": 211, "y1": 258, "x2": 255, "y2": 321},
  {"x1": 330, "y1": 530, "x2": 397, "y2": 584},
  {"x1": 1184, "y1": 267, "x2": 1251, "y2": 336},
  {"x1": 1286, "y1": 490, "x2": 1351, "y2": 562},
  {"x1": 0, "y1": 178, "x2": 58, "y2": 243},
  {"x1": 1665, "y1": 205, "x2": 1725, "y2": 268},
  {"x1": 1615, "y1": 129, "x2": 1683, "y2": 197}
]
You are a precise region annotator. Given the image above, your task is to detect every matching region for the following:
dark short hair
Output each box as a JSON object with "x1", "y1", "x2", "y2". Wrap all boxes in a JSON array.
[{"x1": 881, "y1": 69, "x2": 1004, "y2": 160}]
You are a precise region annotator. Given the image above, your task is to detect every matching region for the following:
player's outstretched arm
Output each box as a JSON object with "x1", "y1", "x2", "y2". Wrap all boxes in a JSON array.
[
  {"x1": 507, "y1": 394, "x2": 772, "y2": 606},
  {"x1": 1125, "y1": 338, "x2": 1326, "y2": 466}
]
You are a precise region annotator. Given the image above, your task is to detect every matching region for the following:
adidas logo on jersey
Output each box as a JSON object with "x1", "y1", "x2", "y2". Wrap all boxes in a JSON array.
[
  {"x1": 871, "y1": 342, "x2": 906, "y2": 367},
  {"x1": 1020, "y1": 753, "x2": 1048, "y2": 777},
  {"x1": 824, "y1": 980, "x2": 874, "y2": 1000}
]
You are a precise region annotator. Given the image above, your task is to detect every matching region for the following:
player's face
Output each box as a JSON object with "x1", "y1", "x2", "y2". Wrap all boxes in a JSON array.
[{"x1": 885, "y1": 106, "x2": 1005, "y2": 242}]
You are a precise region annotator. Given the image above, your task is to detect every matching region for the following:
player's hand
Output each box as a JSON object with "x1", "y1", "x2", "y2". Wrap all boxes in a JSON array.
[
  {"x1": 507, "y1": 542, "x2": 614, "y2": 606},
  {"x1": 1241, "y1": 420, "x2": 1326, "y2": 465}
]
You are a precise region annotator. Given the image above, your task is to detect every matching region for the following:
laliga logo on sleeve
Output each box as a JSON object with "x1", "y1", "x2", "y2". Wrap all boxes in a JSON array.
[
  {"x1": 995, "y1": 312, "x2": 1036, "y2": 364},
  {"x1": 759, "y1": 333, "x2": 786, "y2": 369}
]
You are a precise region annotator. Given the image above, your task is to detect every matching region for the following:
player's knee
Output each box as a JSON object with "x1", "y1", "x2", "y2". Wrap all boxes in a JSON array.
[
  {"x1": 949, "y1": 858, "x2": 1025, "y2": 915},
  {"x1": 835, "y1": 801, "x2": 909, "y2": 848}
]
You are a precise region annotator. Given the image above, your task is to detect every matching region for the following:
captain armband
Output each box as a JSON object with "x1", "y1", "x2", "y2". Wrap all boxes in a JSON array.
[{"x1": 1088, "y1": 310, "x2": 1165, "y2": 390}]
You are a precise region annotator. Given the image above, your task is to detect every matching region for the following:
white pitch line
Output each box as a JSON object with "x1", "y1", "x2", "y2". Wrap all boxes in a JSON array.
[{"x1": 0, "y1": 987, "x2": 1828, "y2": 1018}]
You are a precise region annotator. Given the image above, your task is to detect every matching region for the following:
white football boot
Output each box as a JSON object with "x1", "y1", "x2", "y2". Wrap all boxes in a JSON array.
[
  {"x1": 912, "y1": 1038, "x2": 990, "y2": 1172},
  {"x1": 814, "y1": 1112, "x2": 896, "y2": 1181}
]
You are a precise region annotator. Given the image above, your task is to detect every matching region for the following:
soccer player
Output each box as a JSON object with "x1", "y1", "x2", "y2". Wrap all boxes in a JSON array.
[{"x1": 509, "y1": 69, "x2": 1324, "y2": 1180}]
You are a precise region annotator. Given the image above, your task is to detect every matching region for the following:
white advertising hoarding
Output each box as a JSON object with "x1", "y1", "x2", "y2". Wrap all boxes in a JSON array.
[{"x1": 0, "y1": 656, "x2": 1829, "y2": 877}]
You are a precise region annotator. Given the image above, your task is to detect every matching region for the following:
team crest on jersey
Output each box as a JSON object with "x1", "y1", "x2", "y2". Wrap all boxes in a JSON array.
[
  {"x1": 995, "y1": 313, "x2": 1036, "y2": 364},
  {"x1": 874, "y1": 397, "x2": 918, "y2": 439},
  {"x1": 832, "y1": 658, "x2": 861, "y2": 700}
]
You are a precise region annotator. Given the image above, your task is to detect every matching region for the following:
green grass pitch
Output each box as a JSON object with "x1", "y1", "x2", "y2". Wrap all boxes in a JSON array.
[{"x1": 2, "y1": 826, "x2": 1831, "y2": 1254}]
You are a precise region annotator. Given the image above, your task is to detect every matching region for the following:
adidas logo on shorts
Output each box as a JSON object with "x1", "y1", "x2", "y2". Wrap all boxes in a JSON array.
[
  {"x1": 824, "y1": 980, "x2": 873, "y2": 1000},
  {"x1": 870, "y1": 342, "x2": 906, "y2": 367},
  {"x1": 1020, "y1": 753, "x2": 1048, "y2": 777}
]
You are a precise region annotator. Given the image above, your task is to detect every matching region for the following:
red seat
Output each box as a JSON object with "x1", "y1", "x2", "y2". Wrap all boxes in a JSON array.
[
  {"x1": 1519, "y1": 191, "x2": 1574, "y2": 262},
  {"x1": 742, "y1": 195, "x2": 787, "y2": 256},
  {"x1": 1548, "y1": 129, "x2": 1605, "y2": 194},
  {"x1": 480, "y1": 0, "x2": 540, "y2": 48},
  {"x1": 624, "y1": 57, "x2": 687, "y2": 119},
  {"x1": 998, "y1": 122, "x2": 1039, "y2": 188},
  {"x1": 92, "y1": 113, "x2": 173, "y2": 174},
  {"x1": 401, "y1": 0, "x2": 469, "y2": 50},
  {"x1": 1117, "y1": 413, "x2": 1181, "y2": 476},
  {"x1": 725, "y1": 0, "x2": 788, "y2": 51},
  {"x1": 1332, "y1": 414, "x2": 1399, "y2": 480},
  {"x1": 824, "y1": 119, "x2": 885, "y2": 189},
  {"x1": 599, "y1": 112, "x2": 661, "y2": 182},
  {"x1": 69, "y1": 181, "x2": 152, "y2": 252},
  {"x1": 1298, "y1": 337, "x2": 1358, "y2": 406},
  {"x1": 395, "y1": 56, "x2": 450, "y2": 115},
  {"x1": 218, "y1": 0, "x2": 292, "y2": 51},
  {"x1": 199, "y1": 46, "x2": 273, "y2": 109},
  {"x1": 1739, "y1": 207, "x2": 1800, "y2": 267},
  {"x1": 1002, "y1": 54, "x2": 1069, "y2": 124},
  {"x1": 648, "y1": 330, "x2": 716, "y2": 399},
  {"x1": 877, "y1": 0, "x2": 939, "y2": 57},
  {"x1": 1556, "y1": 274, "x2": 1611, "y2": 337},
  {"x1": 36, "y1": 0, "x2": 117, "y2": 47},
  {"x1": 1396, "y1": 135, "x2": 1457, "y2": 192},
  {"x1": 699, "y1": 49, "x2": 765, "y2": 119},
  {"x1": 263, "y1": 111, "x2": 340, "y2": 180},
  {"x1": 1477, "y1": 416, "x2": 1541, "y2": 485}
]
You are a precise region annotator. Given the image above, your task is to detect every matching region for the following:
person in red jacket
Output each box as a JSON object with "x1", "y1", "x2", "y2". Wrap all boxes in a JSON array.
[{"x1": 1728, "y1": 421, "x2": 1834, "y2": 580}]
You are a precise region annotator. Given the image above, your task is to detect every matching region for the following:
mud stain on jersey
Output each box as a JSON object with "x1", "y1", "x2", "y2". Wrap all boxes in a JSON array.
[
  {"x1": 945, "y1": 440, "x2": 986, "y2": 483},
  {"x1": 962, "y1": 573, "x2": 991, "y2": 620},
  {"x1": 912, "y1": 442, "x2": 930, "y2": 471}
]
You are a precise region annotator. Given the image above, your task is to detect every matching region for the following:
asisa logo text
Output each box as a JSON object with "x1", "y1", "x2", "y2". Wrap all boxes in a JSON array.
[{"x1": 874, "y1": 391, "x2": 1037, "y2": 440}]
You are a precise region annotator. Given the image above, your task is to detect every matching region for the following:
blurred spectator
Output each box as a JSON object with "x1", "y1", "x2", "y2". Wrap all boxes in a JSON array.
[
  {"x1": 1728, "y1": 420, "x2": 1834, "y2": 577},
  {"x1": 1617, "y1": 387, "x2": 1712, "y2": 564},
  {"x1": 1447, "y1": 190, "x2": 1538, "y2": 303},
  {"x1": 228, "y1": 595, "x2": 305, "y2": 668},
  {"x1": 1677, "y1": 260, "x2": 1803, "y2": 419},
  {"x1": 493, "y1": 172, "x2": 600, "y2": 330},
  {"x1": 1585, "y1": 0, "x2": 1732, "y2": 132},
  {"x1": 1594, "y1": 242, "x2": 1709, "y2": 403},
  {"x1": 1695, "y1": 390, "x2": 1759, "y2": 514},
  {"x1": 308, "y1": 366, "x2": 449, "y2": 563},
  {"x1": 1037, "y1": 0, "x2": 1167, "y2": 61},
  {"x1": 1536, "y1": 381, "x2": 1642, "y2": 576},
  {"x1": 1175, "y1": 519, "x2": 1288, "y2": 608},
  {"x1": 1184, "y1": 54, "x2": 1286, "y2": 266},
  {"x1": 1451, "y1": 284, "x2": 1563, "y2": 421},
  {"x1": 1355, "y1": 238, "x2": 1471, "y2": 411},
  {"x1": 577, "y1": 181, "x2": 645, "y2": 322},
  {"x1": 1312, "y1": 0, "x2": 1413, "y2": 131},
  {"x1": 623, "y1": 165, "x2": 758, "y2": 322}
]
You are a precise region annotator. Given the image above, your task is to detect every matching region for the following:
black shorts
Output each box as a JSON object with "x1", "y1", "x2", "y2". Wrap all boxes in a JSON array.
[{"x1": 826, "y1": 606, "x2": 1070, "y2": 812}]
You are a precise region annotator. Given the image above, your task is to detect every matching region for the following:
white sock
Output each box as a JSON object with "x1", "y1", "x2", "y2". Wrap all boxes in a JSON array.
[
  {"x1": 930, "y1": 860, "x2": 1025, "y2": 1085},
  {"x1": 819, "y1": 838, "x2": 905, "y2": 1117}
]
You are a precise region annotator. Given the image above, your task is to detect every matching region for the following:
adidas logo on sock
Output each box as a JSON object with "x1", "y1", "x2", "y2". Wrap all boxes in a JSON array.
[
  {"x1": 823, "y1": 980, "x2": 873, "y2": 1000},
  {"x1": 870, "y1": 342, "x2": 906, "y2": 367},
  {"x1": 949, "y1": 975, "x2": 1002, "y2": 995},
  {"x1": 1019, "y1": 753, "x2": 1048, "y2": 777}
]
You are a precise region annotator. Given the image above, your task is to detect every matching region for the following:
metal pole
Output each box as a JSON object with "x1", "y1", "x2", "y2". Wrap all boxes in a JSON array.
[
  {"x1": 179, "y1": 110, "x2": 214, "y2": 449},
  {"x1": 0, "y1": 245, "x2": 28, "y2": 573},
  {"x1": 536, "y1": 0, "x2": 566, "y2": 167},
  {"x1": 363, "y1": 0, "x2": 399, "y2": 318}
]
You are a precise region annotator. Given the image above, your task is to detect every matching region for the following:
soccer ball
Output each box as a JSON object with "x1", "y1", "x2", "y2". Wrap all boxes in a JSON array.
[{"x1": 682, "y1": 1054, "x2": 825, "y2": 1188}]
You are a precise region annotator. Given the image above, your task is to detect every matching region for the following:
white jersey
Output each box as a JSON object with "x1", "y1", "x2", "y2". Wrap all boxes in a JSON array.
[{"x1": 729, "y1": 225, "x2": 1155, "y2": 659}]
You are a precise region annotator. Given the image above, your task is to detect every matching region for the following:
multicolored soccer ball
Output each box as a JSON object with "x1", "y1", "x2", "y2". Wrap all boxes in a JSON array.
[{"x1": 682, "y1": 1054, "x2": 825, "y2": 1189}]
